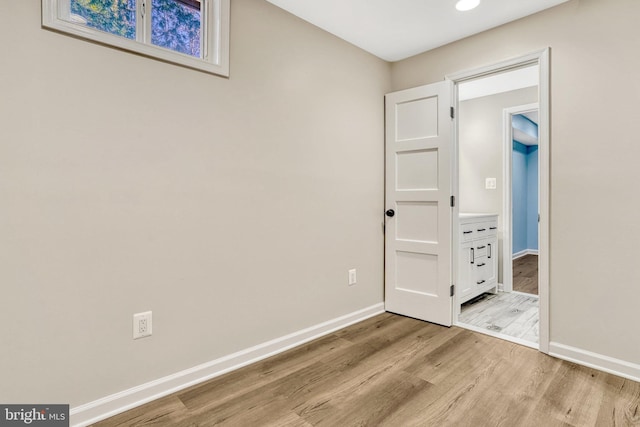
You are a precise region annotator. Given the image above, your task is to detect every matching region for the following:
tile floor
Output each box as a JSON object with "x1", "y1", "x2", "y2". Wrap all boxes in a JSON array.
[{"x1": 458, "y1": 291, "x2": 539, "y2": 345}]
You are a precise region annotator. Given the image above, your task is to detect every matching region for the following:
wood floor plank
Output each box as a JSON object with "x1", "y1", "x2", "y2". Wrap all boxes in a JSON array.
[
  {"x1": 513, "y1": 254, "x2": 539, "y2": 295},
  {"x1": 296, "y1": 366, "x2": 431, "y2": 426},
  {"x1": 92, "y1": 395, "x2": 189, "y2": 426},
  {"x1": 292, "y1": 320, "x2": 461, "y2": 425},
  {"x1": 181, "y1": 319, "x2": 433, "y2": 426},
  {"x1": 93, "y1": 314, "x2": 640, "y2": 427},
  {"x1": 321, "y1": 315, "x2": 458, "y2": 373},
  {"x1": 382, "y1": 340, "x2": 556, "y2": 427},
  {"x1": 529, "y1": 361, "x2": 607, "y2": 426},
  {"x1": 460, "y1": 344, "x2": 562, "y2": 426},
  {"x1": 595, "y1": 376, "x2": 640, "y2": 426},
  {"x1": 177, "y1": 333, "x2": 353, "y2": 412},
  {"x1": 403, "y1": 328, "x2": 495, "y2": 384},
  {"x1": 388, "y1": 335, "x2": 511, "y2": 426},
  {"x1": 179, "y1": 361, "x2": 343, "y2": 426},
  {"x1": 333, "y1": 311, "x2": 401, "y2": 343},
  {"x1": 261, "y1": 412, "x2": 314, "y2": 427}
]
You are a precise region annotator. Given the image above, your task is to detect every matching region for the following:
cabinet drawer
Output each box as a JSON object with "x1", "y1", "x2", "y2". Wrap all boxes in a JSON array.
[
  {"x1": 474, "y1": 223, "x2": 490, "y2": 239},
  {"x1": 486, "y1": 221, "x2": 498, "y2": 237},
  {"x1": 460, "y1": 223, "x2": 476, "y2": 242},
  {"x1": 474, "y1": 243, "x2": 488, "y2": 258}
]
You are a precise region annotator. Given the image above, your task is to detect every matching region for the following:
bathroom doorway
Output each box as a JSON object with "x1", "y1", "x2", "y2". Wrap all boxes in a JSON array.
[
  {"x1": 506, "y1": 105, "x2": 540, "y2": 298},
  {"x1": 450, "y1": 53, "x2": 549, "y2": 350}
]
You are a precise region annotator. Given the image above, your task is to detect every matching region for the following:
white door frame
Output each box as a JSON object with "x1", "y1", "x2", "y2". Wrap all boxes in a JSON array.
[
  {"x1": 447, "y1": 48, "x2": 550, "y2": 353},
  {"x1": 503, "y1": 102, "x2": 539, "y2": 293}
]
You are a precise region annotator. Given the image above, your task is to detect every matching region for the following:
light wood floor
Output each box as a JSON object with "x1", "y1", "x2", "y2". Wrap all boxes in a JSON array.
[
  {"x1": 513, "y1": 254, "x2": 538, "y2": 295},
  {"x1": 459, "y1": 291, "x2": 539, "y2": 344},
  {"x1": 93, "y1": 313, "x2": 640, "y2": 427}
]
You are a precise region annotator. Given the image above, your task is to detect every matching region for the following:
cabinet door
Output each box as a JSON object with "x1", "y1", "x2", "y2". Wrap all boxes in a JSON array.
[
  {"x1": 486, "y1": 238, "x2": 498, "y2": 285},
  {"x1": 459, "y1": 242, "x2": 474, "y2": 300}
]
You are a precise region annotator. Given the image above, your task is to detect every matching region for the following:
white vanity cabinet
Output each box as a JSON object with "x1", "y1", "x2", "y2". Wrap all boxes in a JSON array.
[{"x1": 458, "y1": 213, "x2": 498, "y2": 304}]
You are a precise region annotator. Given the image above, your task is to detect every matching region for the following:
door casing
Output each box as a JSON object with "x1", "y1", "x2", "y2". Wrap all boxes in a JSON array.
[
  {"x1": 446, "y1": 48, "x2": 550, "y2": 353},
  {"x1": 502, "y1": 102, "x2": 539, "y2": 294}
]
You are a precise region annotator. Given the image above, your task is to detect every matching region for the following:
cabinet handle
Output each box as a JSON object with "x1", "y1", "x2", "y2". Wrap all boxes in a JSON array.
[
  {"x1": 477, "y1": 280, "x2": 486, "y2": 285},
  {"x1": 488, "y1": 243, "x2": 492, "y2": 258},
  {"x1": 477, "y1": 228, "x2": 486, "y2": 232},
  {"x1": 477, "y1": 245, "x2": 485, "y2": 250},
  {"x1": 470, "y1": 248, "x2": 474, "y2": 264},
  {"x1": 477, "y1": 263, "x2": 486, "y2": 267},
  {"x1": 463, "y1": 230, "x2": 473, "y2": 234},
  {"x1": 489, "y1": 227, "x2": 497, "y2": 230}
]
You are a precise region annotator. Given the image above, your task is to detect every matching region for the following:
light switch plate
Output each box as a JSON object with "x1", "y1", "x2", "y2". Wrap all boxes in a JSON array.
[
  {"x1": 485, "y1": 178, "x2": 497, "y2": 190},
  {"x1": 348, "y1": 269, "x2": 357, "y2": 286}
]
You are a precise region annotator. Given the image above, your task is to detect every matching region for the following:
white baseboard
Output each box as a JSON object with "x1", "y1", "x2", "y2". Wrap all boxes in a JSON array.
[
  {"x1": 512, "y1": 249, "x2": 539, "y2": 260},
  {"x1": 70, "y1": 303, "x2": 385, "y2": 427},
  {"x1": 549, "y1": 342, "x2": 640, "y2": 383}
]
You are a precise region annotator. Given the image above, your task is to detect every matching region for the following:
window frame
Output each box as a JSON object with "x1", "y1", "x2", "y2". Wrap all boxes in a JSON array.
[{"x1": 42, "y1": 0, "x2": 230, "y2": 76}]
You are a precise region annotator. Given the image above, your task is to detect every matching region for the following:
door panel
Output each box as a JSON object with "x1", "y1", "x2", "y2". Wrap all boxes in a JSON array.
[
  {"x1": 396, "y1": 149, "x2": 439, "y2": 190},
  {"x1": 385, "y1": 81, "x2": 453, "y2": 326},
  {"x1": 396, "y1": 202, "x2": 439, "y2": 243}
]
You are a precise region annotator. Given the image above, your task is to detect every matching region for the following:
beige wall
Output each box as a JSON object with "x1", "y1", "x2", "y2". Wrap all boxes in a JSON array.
[
  {"x1": 0, "y1": 0, "x2": 390, "y2": 405},
  {"x1": 393, "y1": 0, "x2": 640, "y2": 364},
  {"x1": 459, "y1": 87, "x2": 538, "y2": 282},
  {"x1": 459, "y1": 87, "x2": 537, "y2": 218}
]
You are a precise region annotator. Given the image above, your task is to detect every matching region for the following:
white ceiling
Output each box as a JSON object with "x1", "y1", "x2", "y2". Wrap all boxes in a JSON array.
[
  {"x1": 265, "y1": 0, "x2": 569, "y2": 62},
  {"x1": 514, "y1": 111, "x2": 539, "y2": 146},
  {"x1": 515, "y1": 111, "x2": 539, "y2": 146},
  {"x1": 513, "y1": 127, "x2": 538, "y2": 146}
]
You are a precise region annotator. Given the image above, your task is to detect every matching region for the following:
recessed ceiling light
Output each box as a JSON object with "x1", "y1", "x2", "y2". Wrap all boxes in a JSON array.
[{"x1": 456, "y1": 0, "x2": 480, "y2": 11}]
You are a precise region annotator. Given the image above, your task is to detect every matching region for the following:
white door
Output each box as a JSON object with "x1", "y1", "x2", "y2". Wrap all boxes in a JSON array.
[{"x1": 384, "y1": 81, "x2": 453, "y2": 326}]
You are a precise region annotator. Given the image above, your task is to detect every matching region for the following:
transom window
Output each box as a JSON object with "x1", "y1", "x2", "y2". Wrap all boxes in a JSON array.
[{"x1": 43, "y1": 0, "x2": 229, "y2": 76}]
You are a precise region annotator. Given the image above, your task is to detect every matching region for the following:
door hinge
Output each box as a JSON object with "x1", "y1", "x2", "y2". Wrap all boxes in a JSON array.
[
  {"x1": 450, "y1": 195, "x2": 455, "y2": 207},
  {"x1": 450, "y1": 106, "x2": 455, "y2": 119},
  {"x1": 450, "y1": 284, "x2": 455, "y2": 297}
]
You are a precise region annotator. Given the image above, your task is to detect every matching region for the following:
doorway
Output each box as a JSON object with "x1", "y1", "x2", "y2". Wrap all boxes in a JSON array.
[
  {"x1": 505, "y1": 104, "x2": 540, "y2": 297},
  {"x1": 448, "y1": 50, "x2": 550, "y2": 352}
]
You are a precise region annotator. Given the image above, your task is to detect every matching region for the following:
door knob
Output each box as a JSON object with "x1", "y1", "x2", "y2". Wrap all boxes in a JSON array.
[{"x1": 385, "y1": 209, "x2": 395, "y2": 217}]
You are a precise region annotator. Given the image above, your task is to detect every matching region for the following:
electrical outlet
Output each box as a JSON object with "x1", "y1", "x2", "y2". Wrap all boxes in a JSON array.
[
  {"x1": 348, "y1": 269, "x2": 357, "y2": 286},
  {"x1": 133, "y1": 311, "x2": 152, "y2": 340},
  {"x1": 485, "y1": 177, "x2": 497, "y2": 190}
]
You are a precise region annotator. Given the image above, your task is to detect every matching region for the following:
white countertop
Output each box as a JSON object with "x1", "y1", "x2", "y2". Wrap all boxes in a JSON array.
[{"x1": 459, "y1": 212, "x2": 499, "y2": 219}]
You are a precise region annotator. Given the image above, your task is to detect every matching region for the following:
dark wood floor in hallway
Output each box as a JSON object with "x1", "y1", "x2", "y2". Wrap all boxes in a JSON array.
[
  {"x1": 513, "y1": 254, "x2": 539, "y2": 295},
  {"x1": 93, "y1": 313, "x2": 640, "y2": 427}
]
